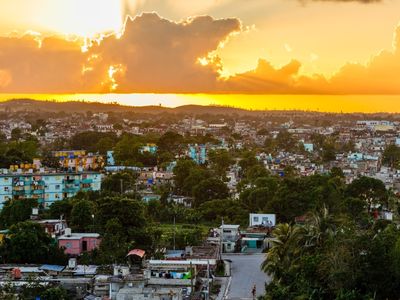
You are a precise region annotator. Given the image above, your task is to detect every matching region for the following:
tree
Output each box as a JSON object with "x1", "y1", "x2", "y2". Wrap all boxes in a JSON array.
[
  {"x1": 113, "y1": 135, "x2": 142, "y2": 165},
  {"x1": 276, "y1": 131, "x2": 297, "y2": 152},
  {"x1": 208, "y1": 149, "x2": 233, "y2": 178},
  {"x1": 182, "y1": 168, "x2": 209, "y2": 196},
  {"x1": 96, "y1": 197, "x2": 147, "y2": 231},
  {"x1": 239, "y1": 151, "x2": 260, "y2": 175},
  {"x1": 10, "y1": 128, "x2": 22, "y2": 141},
  {"x1": 70, "y1": 131, "x2": 117, "y2": 153},
  {"x1": 40, "y1": 287, "x2": 68, "y2": 300},
  {"x1": 198, "y1": 199, "x2": 248, "y2": 225},
  {"x1": 192, "y1": 178, "x2": 229, "y2": 207},
  {"x1": 0, "y1": 221, "x2": 66, "y2": 264},
  {"x1": 0, "y1": 198, "x2": 38, "y2": 229},
  {"x1": 41, "y1": 153, "x2": 61, "y2": 170},
  {"x1": 158, "y1": 131, "x2": 184, "y2": 156},
  {"x1": 102, "y1": 171, "x2": 137, "y2": 194},
  {"x1": 382, "y1": 144, "x2": 400, "y2": 169},
  {"x1": 96, "y1": 137, "x2": 115, "y2": 155},
  {"x1": 261, "y1": 223, "x2": 303, "y2": 279},
  {"x1": 346, "y1": 176, "x2": 388, "y2": 213},
  {"x1": 98, "y1": 218, "x2": 131, "y2": 263},
  {"x1": 70, "y1": 200, "x2": 95, "y2": 232},
  {"x1": 173, "y1": 159, "x2": 198, "y2": 194},
  {"x1": 321, "y1": 142, "x2": 336, "y2": 162},
  {"x1": 45, "y1": 198, "x2": 73, "y2": 222}
]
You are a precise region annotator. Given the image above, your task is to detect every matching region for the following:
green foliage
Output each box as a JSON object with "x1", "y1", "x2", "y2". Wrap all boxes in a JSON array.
[
  {"x1": 70, "y1": 200, "x2": 94, "y2": 232},
  {"x1": 157, "y1": 131, "x2": 184, "y2": 159},
  {"x1": 198, "y1": 199, "x2": 248, "y2": 225},
  {"x1": 113, "y1": 135, "x2": 157, "y2": 166},
  {"x1": 0, "y1": 140, "x2": 39, "y2": 168},
  {"x1": 0, "y1": 221, "x2": 67, "y2": 264},
  {"x1": 101, "y1": 170, "x2": 138, "y2": 193},
  {"x1": 0, "y1": 198, "x2": 38, "y2": 229},
  {"x1": 208, "y1": 149, "x2": 234, "y2": 178},
  {"x1": 262, "y1": 208, "x2": 400, "y2": 300},
  {"x1": 275, "y1": 131, "x2": 297, "y2": 152},
  {"x1": 70, "y1": 131, "x2": 118, "y2": 153},
  {"x1": 40, "y1": 287, "x2": 69, "y2": 300},
  {"x1": 192, "y1": 178, "x2": 229, "y2": 207},
  {"x1": 382, "y1": 144, "x2": 400, "y2": 168},
  {"x1": 346, "y1": 176, "x2": 388, "y2": 212},
  {"x1": 173, "y1": 159, "x2": 199, "y2": 194}
]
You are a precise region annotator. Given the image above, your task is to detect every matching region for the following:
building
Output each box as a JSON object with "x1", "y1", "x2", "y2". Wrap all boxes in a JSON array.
[
  {"x1": 58, "y1": 229, "x2": 101, "y2": 256},
  {"x1": 53, "y1": 150, "x2": 105, "y2": 171},
  {"x1": 249, "y1": 213, "x2": 276, "y2": 227},
  {"x1": 188, "y1": 144, "x2": 207, "y2": 164},
  {"x1": 0, "y1": 170, "x2": 102, "y2": 209},
  {"x1": 220, "y1": 224, "x2": 241, "y2": 253},
  {"x1": 139, "y1": 144, "x2": 158, "y2": 154}
]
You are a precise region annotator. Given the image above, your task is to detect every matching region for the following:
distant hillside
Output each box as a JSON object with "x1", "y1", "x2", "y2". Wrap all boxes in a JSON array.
[
  {"x1": 0, "y1": 98, "x2": 270, "y2": 115},
  {"x1": 0, "y1": 98, "x2": 398, "y2": 118}
]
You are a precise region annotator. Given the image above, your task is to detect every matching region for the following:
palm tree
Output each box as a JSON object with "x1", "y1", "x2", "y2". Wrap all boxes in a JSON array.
[
  {"x1": 304, "y1": 206, "x2": 337, "y2": 248},
  {"x1": 261, "y1": 223, "x2": 304, "y2": 281}
]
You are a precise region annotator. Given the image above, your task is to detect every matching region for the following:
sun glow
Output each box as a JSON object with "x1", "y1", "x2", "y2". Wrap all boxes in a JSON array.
[{"x1": 32, "y1": 0, "x2": 127, "y2": 38}]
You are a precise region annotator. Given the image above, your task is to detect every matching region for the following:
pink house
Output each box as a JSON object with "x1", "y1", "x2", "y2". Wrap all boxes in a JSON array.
[{"x1": 58, "y1": 231, "x2": 101, "y2": 256}]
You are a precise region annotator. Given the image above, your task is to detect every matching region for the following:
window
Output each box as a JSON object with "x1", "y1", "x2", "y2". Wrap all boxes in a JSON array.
[
  {"x1": 55, "y1": 185, "x2": 60, "y2": 190},
  {"x1": 253, "y1": 217, "x2": 259, "y2": 222},
  {"x1": 82, "y1": 241, "x2": 88, "y2": 252},
  {"x1": 65, "y1": 242, "x2": 72, "y2": 249},
  {"x1": 4, "y1": 187, "x2": 9, "y2": 192}
]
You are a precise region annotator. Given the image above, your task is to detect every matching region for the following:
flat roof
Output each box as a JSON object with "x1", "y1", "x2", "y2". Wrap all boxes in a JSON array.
[
  {"x1": 220, "y1": 225, "x2": 240, "y2": 229},
  {"x1": 0, "y1": 171, "x2": 101, "y2": 177},
  {"x1": 149, "y1": 259, "x2": 216, "y2": 266},
  {"x1": 58, "y1": 233, "x2": 100, "y2": 240}
]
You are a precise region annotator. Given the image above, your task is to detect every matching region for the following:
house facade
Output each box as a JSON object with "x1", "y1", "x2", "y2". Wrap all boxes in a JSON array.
[{"x1": 0, "y1": 170, "x2": 102, "y2": 209}]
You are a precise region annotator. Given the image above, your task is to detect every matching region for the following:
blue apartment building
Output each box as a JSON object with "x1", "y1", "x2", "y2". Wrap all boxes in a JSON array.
[
  {"x1": 188, "y1": 144, "x2": 207, "y2": 164},
  {"x1": 0, "y1": 171, "x2": 102, "y2": 209}
]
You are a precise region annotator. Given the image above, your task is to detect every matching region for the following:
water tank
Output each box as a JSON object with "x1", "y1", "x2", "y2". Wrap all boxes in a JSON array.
[
  {"x1": 65, "y1": 228, "x2": 72, "y2": 236},
  {"x1": 68, "y1": 258, "x2": 77, "y2": 269},
  {"x1": 121, "y1": 267, "x2": 130, "y2": 276}
]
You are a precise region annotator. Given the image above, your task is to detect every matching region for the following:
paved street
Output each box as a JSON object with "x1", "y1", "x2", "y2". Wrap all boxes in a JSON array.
[{"x1": 223, "y1": 253, "x2": 271, "y2": 299}]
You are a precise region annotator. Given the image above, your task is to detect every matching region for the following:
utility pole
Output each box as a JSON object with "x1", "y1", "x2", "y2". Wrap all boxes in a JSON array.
[
  {"x1": 220, "y1": 217, "x2": 224, "y2": 260},
  {"x1": 190, "y1": 261, "x2": 194, "y2": 297},
  {"x1": 120, "y1": 179, "x2": 123, "y2": 194},
  {"x1": 173, "y1": 215, "x2": 176, "y2": 251},
  {"x1": 206, "y1": 259, "x2": 210, "y2": 300}
]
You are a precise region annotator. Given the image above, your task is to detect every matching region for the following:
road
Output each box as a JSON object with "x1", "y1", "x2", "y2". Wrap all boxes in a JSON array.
[{"x1": 223, "y1": 253, "x2": 271, "y2": 300}]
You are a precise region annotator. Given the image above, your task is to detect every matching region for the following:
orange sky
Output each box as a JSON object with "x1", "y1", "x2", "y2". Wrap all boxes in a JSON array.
[{"x1": 0, "y1": 0, "x2": 399, "y2": 111}]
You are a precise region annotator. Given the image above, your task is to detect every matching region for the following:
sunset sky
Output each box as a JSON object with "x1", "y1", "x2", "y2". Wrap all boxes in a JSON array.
[{"x1": 0, "y1": 0, "x2": 399, "y2": 111}]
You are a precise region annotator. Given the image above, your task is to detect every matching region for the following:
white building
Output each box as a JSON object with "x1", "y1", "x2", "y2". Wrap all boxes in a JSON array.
[{"x1": 249, "y1": 213, "x2": 276, "y2": 227}]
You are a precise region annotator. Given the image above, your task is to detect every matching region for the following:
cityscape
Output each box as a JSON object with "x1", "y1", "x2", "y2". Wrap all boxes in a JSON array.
[{"x1": 1, "y1": 0, "x2": 400, "y2": 299}]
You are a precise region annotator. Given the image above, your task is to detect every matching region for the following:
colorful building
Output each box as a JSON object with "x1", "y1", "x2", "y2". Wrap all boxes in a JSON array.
[
  {"x1": 0, "y1": 171, "x2": 102, "y2": 209},
  {"x1": 53, "y1": 150, "x2": 105, "y2": 171},
  {"x1": 188, "y1": 144, "x2": 207, "y2": 164},
  {"x1": 139, "y1": 143, "x2": 158, "y2": 154},
  {"x1": 58, "y1": 230, "x2": 101, "y2": 256}
]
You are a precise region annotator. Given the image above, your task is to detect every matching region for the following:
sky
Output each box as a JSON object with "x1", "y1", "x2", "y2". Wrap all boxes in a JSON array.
[{"x1": 0, "y1": 0, "x2": 399, "y2": 110}]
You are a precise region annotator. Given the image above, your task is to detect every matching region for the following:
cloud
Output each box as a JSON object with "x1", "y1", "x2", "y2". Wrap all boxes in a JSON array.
[
  {"x1": 88, "y1": 13, "x2": 241, "y2": 92},
  {"x1": 0, "y1": 12, "x2": 399, "y2": 95},
  {"x1": 0, "y1": 34, "x2": 92, "y2": 92},
  {"x1": 300, "y1": 0, "x2": 382, "y2": 3},
  {"x1": 323, "y1": 25, "x2": 400, "y2": 94}
]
